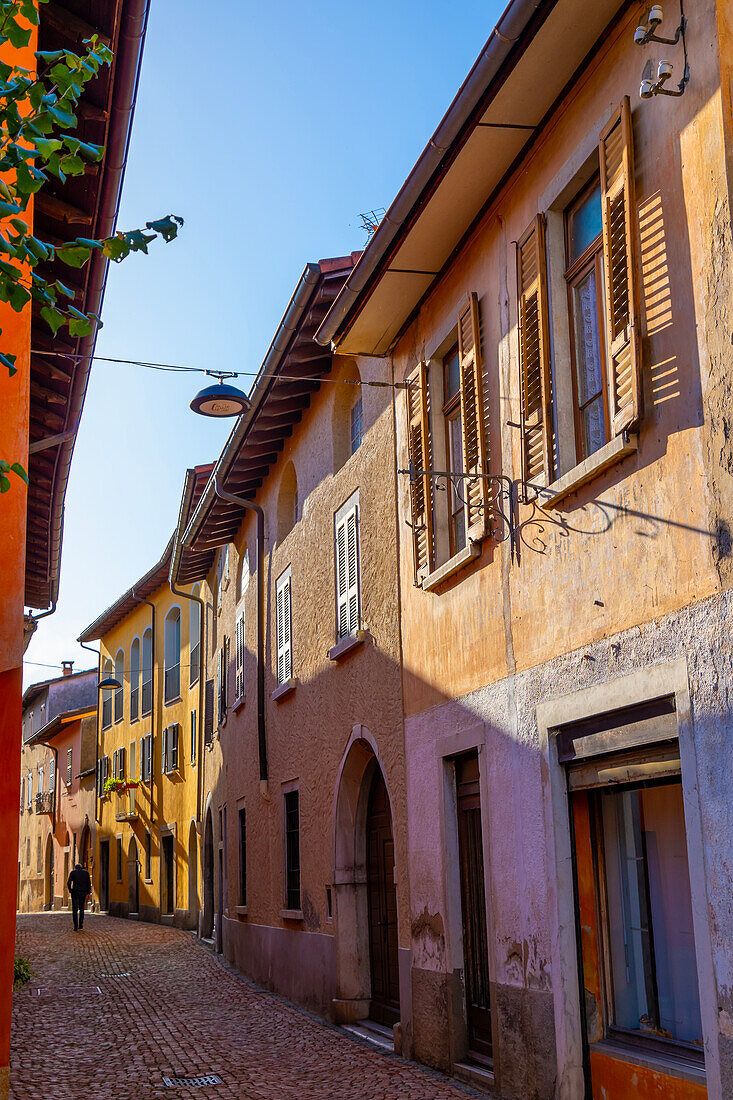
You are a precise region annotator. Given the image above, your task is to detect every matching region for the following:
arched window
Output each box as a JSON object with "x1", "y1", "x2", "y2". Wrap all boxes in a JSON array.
[
  {"x1": 332, "y1": 361, "x2": 363, "y2": 471},
  {"x1": 141, "y1": 628, "x2": 153, "y2": 717},
  {"x1": 190, "y1": 585, "x2": 201, "y2": 687},
  {"x1": 130, "y1": 638, "x2": 140, "y2": 722},
  {"x1": 101, "y1": 658, "x2": 113, "y2": 729},
  {"x1": 277, "y1": 463, "x2": 298, "y2": 542},
  {"x1": 164, "y1": 607, "x2": 181, "y2": 703},
  {"x1": 114, "y1": 649, "x2": 124, "y2": 723}
]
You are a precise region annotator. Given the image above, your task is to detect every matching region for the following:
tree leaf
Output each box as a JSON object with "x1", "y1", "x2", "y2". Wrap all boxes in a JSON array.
[
  {"x1": 0, "y1": 351, "x2": 17, "y2": 376},
  {"x1": 146, "y1": 214, "x2": 184, "y2": 242},
  {"x1": 40, "y1": 304, "x2": 65, "y2": 335},
  {"x1": 68, "y1": 314, "x2": 93, "y2": 337},
  {"x1": 10, "y1": 461, "x2": 28, "y2": 484},
  {"x1": 102, "y1": 236, "x2": 129, "y2": 262},
  {"x1": 56, "y1": 245, "x2": 90, "y2": 267},
  {"x1": 0, "y1": 474, "x2": 10, "y2": 493}
]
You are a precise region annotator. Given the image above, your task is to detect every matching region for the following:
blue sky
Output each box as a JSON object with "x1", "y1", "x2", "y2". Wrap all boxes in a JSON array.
[{"x1": 24, "y1": 0, "x2": 504, "y2": 684}]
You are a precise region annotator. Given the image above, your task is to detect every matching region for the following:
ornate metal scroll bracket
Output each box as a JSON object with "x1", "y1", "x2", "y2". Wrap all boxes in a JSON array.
[{"x1": 398, "y1": 465, "x2": 518, "y2": 561}]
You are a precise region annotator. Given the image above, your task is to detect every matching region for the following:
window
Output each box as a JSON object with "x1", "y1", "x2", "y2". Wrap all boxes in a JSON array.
[
  {"x1": 129, "y1": 740, "x2": 137, "y2": 782},
  {"x1": 275, "y1": 569, "x2": 292, "y2": 684},
  {"x1": 277, "y1": 464, "x2": 298, "y2": 542},
  {"x1": 112, "y1": 747, "x2": 125, "y2": 780},
  {"x1": 66, "y1": 748, "x2": 73, "y2": 785},
  {"x1": 141, "y1": 733, "x2": 153, "y2": 783},
  {"x1": 144, "y1": 830, "x2": 152, "y2": 880},
  {"x1": 335, "y1": 495, "x2": 360, "y2": 640},
  {"x1": 96, "y1": 755, "x2": 109, "y2": 796},
  {"x1": 190, "y1": 710, "x2": 197, "y2": 765},
  {"x1": 190, "y1": 587, "x2": 201, "y2": 687},
  {"x1": 27, "y1": 772, "x2": 32, "y2": 807},
  {"x1": 141, "y1": 628, "x2": 153, "y2": 717},
  {"x1": 284, "y1": 789, "x2": 300, "y2": 911},
  {"x1": 217, "y1": 637, "x2": 229, "y2": 724},
  {"x1": 405, "y1": 293, "x2": 490, "y2": 581},
  {"x1": 326, "y1": 886, "x2": 333, "y2": 922},
  {"x1": 238, "y1": 807, "x2": 246, "y2": 907},
  {"x1": 162, "y1": 725, "x2": 179, "y2": 774},
  {"x1": 235, "y1": 609, "x2": 245, "y2": 701},
  {"x1": 164, "y1": 607, "x2": 181, "y2": 703},
  {"x1": 101, "y1": 658, "x2": 113, "y2": 729},
  {"x1": 517, "y1": 98, "x2": 641, "y2": 488},
  {"x1": 114, "y1": 648, "x2": 124, "y2": 723},
  {"x1": 38, "y1": 765, "x2": 43, "y2": 794},
  {"x1": 130, "y1": 637, "x2": 140, "y2": 722},
  {"x1": 204, "y1": 679, "x2": 215, "y2": 745},
  {"x1": 116, "y1": 836, "x2": 123, "y2": 882},
  {"x1": 20, "y1": 776, "x2": 25, "y2": 808},
  {"x1": 235, "y1": 549, "x2": 249, "y2": 603},
  {"x1": 48, "y1": 758, "x2": 54, "y2": 793},
  {"x1": 350, "y1": 396, "x2": 363, "y2": 455}
]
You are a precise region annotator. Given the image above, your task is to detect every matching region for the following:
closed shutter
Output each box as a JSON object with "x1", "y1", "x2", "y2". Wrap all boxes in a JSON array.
[
  {"x1": 276, "y1": 573, "x2": 292, "y2": 683},
  {"x1": 235, "y1": 611, "x2": 245, "y2": 699},
  {"x1": 222, "y1": 636, "x2": 229, "y2": 714},
  {"x1": 162, "y1": 726, "x2": 169, "y2": 774},
  {"x1": 336, "y1": 505, "x2": 360, "y2": 639},
  {"x1": 599, "y1": 97, "x2": 641, "y2": 433},
  {"x1": 405, "y1": 363, "x2": 434, "y2": 582},
  {"x1": 204, "y1": 678, "x2": 214, "y2": 744},
  {"x1": 140, "y1": 738, "x2": 146, "y2": 783},
  {"x1": 112, "y1": 749, "x2": 118, "y2": 780},
  {"x1": 66, "y1": 748, "x2": 72, "y2": 784},
  {"x1": 119, "y1": 746, "x2": 125, "y2": 780},
  {"x1": 458, "y1": 292, "x2": 490, "y2": 538},
  {"x1": 517, "y1": 214, "x2": 553, "y2": 487}
]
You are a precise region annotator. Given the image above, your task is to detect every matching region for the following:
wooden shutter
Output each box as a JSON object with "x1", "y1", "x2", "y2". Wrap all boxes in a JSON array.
[
  {"x1": 458, "y1": 292, "x2": 490, "y2": 538},
  {"x1": 599, "y1": 97, "x2": 641, "y2": 433},
  {"x1": 170, "y1": 726, "x2": 178, "y2": 770},
  {"x1": 517, "y1": 215, "x2": 553, "y2": 487},
  {"x1": 336, "y1": 504, "x2": 360, "y2": 639},
  {"x1": 276, "y1": 573, "x2": 292, "y2": 683},
  {"x1": 112, "y1": 749, "x2": 118, "y2": 779},
  {"x1": 222, "y1": 636, "x2": 229, "y2": 713},
  {"x1": 204, "y1": 678, "x2": 214, "y2": 744},
  {"x1": 405, "y1": 363, "x2": 434, "y2": 582},
  {"x1": 119, "y1": 746, "x2": 125, "y2": 780},
  {"x1": 235, "y1": 611, "x2": 245, "y2": 699}
]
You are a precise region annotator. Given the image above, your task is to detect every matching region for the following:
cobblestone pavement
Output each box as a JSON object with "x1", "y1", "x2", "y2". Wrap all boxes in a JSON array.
[{"x1": 12, "y1": 914, "x2": 480, "y2": 1100}]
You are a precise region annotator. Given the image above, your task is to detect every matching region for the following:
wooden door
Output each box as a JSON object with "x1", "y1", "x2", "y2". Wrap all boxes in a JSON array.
[
  {"x1": 456, "y1": 753, "x2": 493, "y2": 1061},
  {"x1": 99, "y1": 840, "x2": 109, "y2": 911},
  {"x1": 366, "y1": 770, "x2": 400, "y2": 1027},
  {"x1": 162, "y1": 835, "x2": 174, "y2": 914}
]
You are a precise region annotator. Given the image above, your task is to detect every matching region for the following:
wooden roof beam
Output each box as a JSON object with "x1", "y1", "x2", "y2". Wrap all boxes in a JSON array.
[
  {"x1": 42, "y1": 2, "x2": 112, "y2": 48},
  {"x1": 36, "y1": 193, "x2": 93, "y2": 226}
]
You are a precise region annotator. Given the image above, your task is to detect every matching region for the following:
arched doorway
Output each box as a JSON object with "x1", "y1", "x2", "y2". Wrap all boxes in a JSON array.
[
  {"x1": 44, "y1": 834, "x2": 54, "y2": 910},
  {"x1": 188, "y1": 821, "x2": 198, "y2": 926},
  {"x1": 332, "y1": 729, "x2": 401, "y2": 1028},
  {"x1": 202, "y1": 809, "x2": 214, "y2": 939},
  {"x1": 79, "y1": 822, "x2": 90, "y2": 868},
  {"x1": 366, "y1": 770, "x2": 400, "y2": 1026},
  {"x1": 128, "y1": 837, "x2": 140, "y2": 915}
]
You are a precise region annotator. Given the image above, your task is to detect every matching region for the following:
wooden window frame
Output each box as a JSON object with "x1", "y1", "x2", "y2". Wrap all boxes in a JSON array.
[
  {"x1": 564, "y1": 176, "x2": 612, "y2": 462},
  {"x1": 442, "y1": 340, "x2": 466, "y2": 559},
  {"x1": 238, "y1": 806, "x2": 247, "y2": 908},
  {"x1": 283, "y1": 787, "x2": 300, "y2": 912}
]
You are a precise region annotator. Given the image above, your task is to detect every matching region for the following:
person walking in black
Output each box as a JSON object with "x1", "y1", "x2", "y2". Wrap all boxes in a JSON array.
[{"x1": 67, "y1": 862, "x2": 91, "y2": 931}]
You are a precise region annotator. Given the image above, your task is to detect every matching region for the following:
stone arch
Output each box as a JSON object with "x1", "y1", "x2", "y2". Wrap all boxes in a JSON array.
[
  {"x1": 202, "y1": 802, "x2": 215, "y2": 940},
  {"x1": 188, "y1": 819, "x2": 199, "y2": 926},
  {"x1": 331, "y1": 725, "x2": 398, "y2": 1024}
]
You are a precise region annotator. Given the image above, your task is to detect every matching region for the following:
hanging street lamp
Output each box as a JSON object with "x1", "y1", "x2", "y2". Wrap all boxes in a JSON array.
[{"x1": 190, "y1": 371, "x2": 251, "y2": 418}]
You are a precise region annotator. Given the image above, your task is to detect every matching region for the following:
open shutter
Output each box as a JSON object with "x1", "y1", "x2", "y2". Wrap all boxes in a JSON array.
[
  {"x1": 599, "y1": 97, "x2": 641, "y2": 433},
  {"x1": 405, "y1": 363, "x2": 434, "y2": 582},
  {"x1": 517, "y1": 215, "x2": 553, "y2": 487},
  {"x1": 335, "y1": 516, "x2": 348, "y2": 639},
  {"x1": 336, "y1": 505, "x2": 360, "y2": 639},
  {"x1": 162, "y1": 726, "x2": 168, "y2": 774},
  {"x1": 204, "y1": 678, "x2": 214, "y2": 744},
  {"x1": 282, "y1": 578, "x2": 292, "y2": 680},
  {"x1": 119, "y1": 746, "x2": 125, "y2": 780},
  {"x1": 112, "y1": 749, "x2": 118, "y2": 780},
  {"x1": 235, "y1": 612, "x2": 245, "y2": 699},
  {"x1": 458, "y1": 293, "x2": 490, "y2": 539},
  {"x1": 171, "y1": 726, "x2": 178, "y2": 769}
]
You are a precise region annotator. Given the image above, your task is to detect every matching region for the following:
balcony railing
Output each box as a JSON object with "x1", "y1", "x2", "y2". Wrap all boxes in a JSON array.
[
  {"x1": 115, "y1": 787, "x2": 138, "y2": 822},
  {"x1": 34, "y1": 792, "x2": 53, "y2": 814}
]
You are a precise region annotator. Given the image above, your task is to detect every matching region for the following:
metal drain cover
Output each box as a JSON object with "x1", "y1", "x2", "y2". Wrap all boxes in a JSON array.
[{"x1": 162, "y1": 1076, "x2": 223, "y2": 1088}]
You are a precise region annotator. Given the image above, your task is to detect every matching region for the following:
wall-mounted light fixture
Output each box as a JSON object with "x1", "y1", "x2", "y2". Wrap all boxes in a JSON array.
[{"x1": 635, "y1": 5, "x2": 689, "y2": 99}]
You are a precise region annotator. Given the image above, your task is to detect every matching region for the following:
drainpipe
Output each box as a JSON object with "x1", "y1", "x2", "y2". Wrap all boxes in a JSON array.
[
  {"x1": 132, "y1": 590, "x2": 156, "y2": 825},
  {"x1": 169, "y1": 575, "x2": 206, "y2": 823},
  {"x1": 214, "y1": 478, "x2": 268, "y2": 784}
]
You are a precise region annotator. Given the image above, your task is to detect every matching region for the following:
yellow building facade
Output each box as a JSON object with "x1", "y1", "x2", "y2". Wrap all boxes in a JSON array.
[{"x1": 79, "y1": 467, "x2": 211, "y2": 927}]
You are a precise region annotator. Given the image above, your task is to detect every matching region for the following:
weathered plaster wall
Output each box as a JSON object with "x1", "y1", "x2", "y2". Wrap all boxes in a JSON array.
[{"x1": 208, "y1": 352, "x2": 408, "y2": 1022}]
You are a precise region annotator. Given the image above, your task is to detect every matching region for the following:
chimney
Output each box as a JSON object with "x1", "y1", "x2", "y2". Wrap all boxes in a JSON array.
[{"x1": 61, "y1": 660, "x2": 74, "y2": 677}]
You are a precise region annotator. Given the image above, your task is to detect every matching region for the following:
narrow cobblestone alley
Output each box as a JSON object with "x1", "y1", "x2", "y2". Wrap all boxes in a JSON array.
[{"x1": 11, "y1": 915, "x2": 481, "y2": 1100}]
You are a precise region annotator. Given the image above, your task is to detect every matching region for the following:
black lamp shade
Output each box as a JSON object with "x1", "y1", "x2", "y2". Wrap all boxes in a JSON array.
[
  {"x1": 98, "y1": 676, "x2": 122, "y2": 691},
  {"x1": 190, "y1": 383, "x2": 250, "y2": 418}
]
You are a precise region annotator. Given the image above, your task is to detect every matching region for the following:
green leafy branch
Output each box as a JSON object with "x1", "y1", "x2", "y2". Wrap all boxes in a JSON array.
[{"x1": 0, "y1": 0, "x2": 182, "y2": 490}]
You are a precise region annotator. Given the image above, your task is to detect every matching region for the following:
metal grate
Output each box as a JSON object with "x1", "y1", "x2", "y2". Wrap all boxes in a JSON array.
[{"x1": 162, "y1": 1076, "x2": 223, "y2": 1088}]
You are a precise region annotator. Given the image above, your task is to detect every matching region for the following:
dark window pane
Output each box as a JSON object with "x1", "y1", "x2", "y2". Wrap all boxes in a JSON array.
[
  {"x1": 443, "y1": 343, "x2": 460, "y2": 402},
  {"x1": 239, "y1": 808, "x2": 247, "y2": 907},
  {"x1": 568, "y1": 181, "x2": 602, "y2": 265},
  {"x1": 571, "y1": 266, "x2": 607, "y2": 458},
  {"x1": 601, "y1": 782, "x2": 702, "y2": 1047},
  {"x1": 284, "y1": 790, "x2": 300, "y2": 911}
]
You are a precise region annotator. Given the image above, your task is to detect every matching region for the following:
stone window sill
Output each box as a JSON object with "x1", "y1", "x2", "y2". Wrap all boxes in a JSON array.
[
  {"x1": 271, "y1": 678, "x2": 297, "y2": 703},
  {"x1": 422, "y1": 541, "x2": 481, "y2": 592},
  {"x1": 542, "y1": 431, "x2": 638, "y2": 506},
  {"x1": 232, "y1": 695, "x2": 246, "y2": 713},
  {"x1": 164, "y1": 696, "x2": 182, "y2": 707},
  {"x1": 280, "y1": 908, "x2": 303, "y2": 921},
  {"x1": 593, "y1": 1039, "x2": 705, "y2": 1086},
  {"x1": 328, "y1": 631, "x2": 366, "y2": 661},
  {"x1": 235, "y1": 905, "x2": 248, "y2": 918}
]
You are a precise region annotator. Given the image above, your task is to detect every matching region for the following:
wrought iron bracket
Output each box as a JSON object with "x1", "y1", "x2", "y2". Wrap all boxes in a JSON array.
[{"x1": 399, "y1": 465, "x2": 517, "y2": 561}]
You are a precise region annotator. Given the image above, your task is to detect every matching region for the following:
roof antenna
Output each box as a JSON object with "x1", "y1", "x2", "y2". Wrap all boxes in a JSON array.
[{"x1": 358, "y1": 209, "x2": 386, "y2": 239}]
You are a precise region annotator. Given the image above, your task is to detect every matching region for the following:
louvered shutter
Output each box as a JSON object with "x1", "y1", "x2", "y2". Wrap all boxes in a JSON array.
[
  {"x1": 599, "y1": 97, "x2": 641, "y2": 433},
  {"x1": 162, "y1": 726, "x2": 168, "y2": 774},
  {"x1": 112, "y1": 749, "x2": 118, "y2": 780},
  {"x1": 204, "y1": 679, "x2": 214, "y2": 744},
  {"x1": 222, "y1": 636, "x2": 229, "y2": 714},
  {"x1": 517, "y1": 215, "x2": 553, "y2": 487},
  {"x1": 458, "y1": 292, "x2": 490, "y2": 538},
  {"x1": 235, "y1": 611, "x2": 245, "y2": 699},
  {"x1": 140, "y1": 738, "x2": 146, "y2": 782},
  {"x1": 336, "y1": 505, "x2": 360, "y2": 639},
  {"x1": 276, "y1": 573, "x2": 292, "y2": 683},
  {"x1": 170, "y1": 726, "x2": 178, "y2": 770},
  {"x1": 405, "y1": 363, "x2": 434, "y2": 582},
  {"x1": 119, "y1": 746, "x2": 125, "y2": 780}
]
